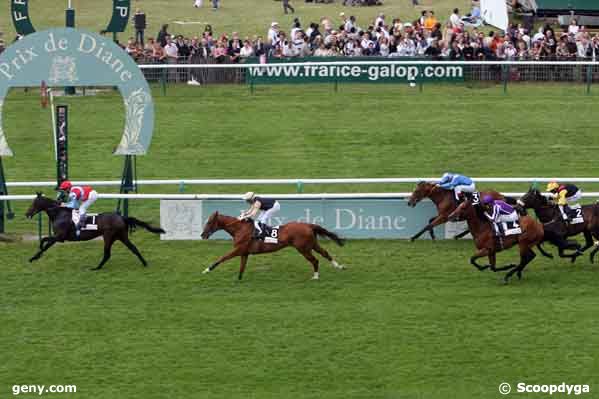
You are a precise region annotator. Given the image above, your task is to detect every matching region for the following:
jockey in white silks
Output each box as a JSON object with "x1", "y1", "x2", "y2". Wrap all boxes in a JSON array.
[{"x1": 238, "y1": 192, "x2": 281, "y2": 236}]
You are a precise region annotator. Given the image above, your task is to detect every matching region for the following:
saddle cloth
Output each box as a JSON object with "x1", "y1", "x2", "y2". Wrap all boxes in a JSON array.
[
  {"x1": 72, "y1": 211, "x2": 99, "y2": 231},
  {"x1": 254, "y1": 222, "x2": 280, "y2": 244},
  {"x1": 493, "y1": 220, "x2": 522, "y2": 237},
  {"x1": 566, "y1": 204, "x2": 584, "y2": 224}
]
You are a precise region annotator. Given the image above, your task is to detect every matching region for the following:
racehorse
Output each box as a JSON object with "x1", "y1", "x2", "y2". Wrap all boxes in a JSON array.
[
  {"x1": 25, "y1": 193, "x2": 165, "y2": 270},
  {"x1": 518, "y1": 187, "x2": 596, "y2": 262},
  {"x1": 200, "y1": 212, "x2": 346, "y2": 280},
  {"x1": 447, "y1": 199, "x2": 545, "y2": 283},
  {"x1": 407, "y1": 181, "x2": 513, "y2": 241}
]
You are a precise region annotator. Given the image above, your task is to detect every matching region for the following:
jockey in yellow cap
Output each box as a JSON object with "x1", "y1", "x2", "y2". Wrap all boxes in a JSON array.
[{"x1": 546, "y1": 181, "x2": 582, "y2": 221}]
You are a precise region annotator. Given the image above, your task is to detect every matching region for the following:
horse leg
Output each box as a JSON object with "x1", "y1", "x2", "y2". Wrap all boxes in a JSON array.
[
  {"x1": 313, "y1": 242, "x2": 345, "y2": 270},
  {"x1": 29, "y1": 237, "x2": 57, "y2": 263},
  {"x1": 536, "y1": 243, "x2": 554, "y2": 259},
  {"x1": 427, "y1": 217, "x2": 437, "y2": 240},
  {"x1": 505, "y1": 248, "x2": 535, "y2": 283},
  {"x1": 203, "y1": 248, "x2": 243, "y2": 274},
  {"x1": 297, "y1": 248, "x2": 320, "y2": 280},
  {"x1": 39, "y1": 236, "x2": 50, "y2": 250},
  {"x1": 579, "y1": 230, "x2": 594, "y2": 253},
  {"x1": 120, "y1": 236, "x2": 148, "y2": 267},
  {"x1": 92, "y1": 236, "x2": 116, "y2": 271},
  {"x1": 238, "y1": 255, "x2": 249, "y2": 281},
  {"x1": 470, "y1": 248, "x2": 490, "y2": 271},
  {"x1": 410, "y1": 215, "x2": 446, "y2": 242}
]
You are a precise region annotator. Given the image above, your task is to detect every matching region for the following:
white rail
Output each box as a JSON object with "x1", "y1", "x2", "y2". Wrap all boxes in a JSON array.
[
  {"x1": 138, "y1": 60, "x2": 599, "y2": 69},
  {"x1": 3, "y1": 192, "x2": 599, "y2": 201},
  {"x1": 6, "y1": 177, "x2": 599, "y2": 188}
]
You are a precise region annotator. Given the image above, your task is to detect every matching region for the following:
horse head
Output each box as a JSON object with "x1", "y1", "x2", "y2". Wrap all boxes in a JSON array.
[
  {"x1": 518, "y1": 186, "x2": 546, "y2": 210},
  {"x1": 201, "y1": 211, "x2": 220, "y2": 240},
  {"x1": 25, "y1": 192, "x2": 57, "y2": 219},
  {"x1": 407, "y1": 181, "x2": 435, "y2": 207}
]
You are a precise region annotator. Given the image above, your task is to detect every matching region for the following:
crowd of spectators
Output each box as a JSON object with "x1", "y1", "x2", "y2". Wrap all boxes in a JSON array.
[{"x1": 121, "y1": 4, "x2": 599, "y2": 66}]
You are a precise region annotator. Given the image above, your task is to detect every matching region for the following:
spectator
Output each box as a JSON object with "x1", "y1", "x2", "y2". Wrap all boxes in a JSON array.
[
  {"x1": 152, "y1": 41, "x2": 166, "y2": 63},
  {"x1": 240, "y1": 40, "x2": 255, "y2": 58},
  {"x1": 157, "y1": 24, "x2": 169, "y2": 47},
  {"x1": 424, "y1": 11, "x2": 437, "y2": 31},
  {"x1": 194, "y1": 0, "x2": 203, "y2": 7},
  {"x1": 568, "y1": 19, "x2": 579, "y2": 36},
  {"x1": 282, "y1": 0, "x2": 295, "y2": 14},
  {"x1": 133, "y1": 8, "x2": 147, "y2": 46},
  {"x1": 212, "y1": 0, "x2": 220, "y2": 10},
  {"x1": 0, "y1": 38, "x2": 6, "y2": 56},
  {"x1": 449, "y1": 8, "x2": 461, "y2": 30},
  {"x1": 268, "y1": 22, "x2": 280, "y2": 46}
]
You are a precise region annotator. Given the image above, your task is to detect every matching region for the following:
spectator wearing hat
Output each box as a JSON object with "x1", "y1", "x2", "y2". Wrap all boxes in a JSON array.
[{"x1": 268, "y1": 22, "x2": 280, "y2": 46}]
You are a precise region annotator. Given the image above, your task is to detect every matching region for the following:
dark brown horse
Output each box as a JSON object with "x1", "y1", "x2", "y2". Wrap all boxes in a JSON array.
[
  {"x1": 518, "y1": 187, "x2": 596, "y2": 262},
  {"x1": 407, "y1": 182, "x2": 511, "y2": 241},
  {"x1": 200, "y1": 212, "x2": 346, "y2": 280},
  {"x1": 448, "y1": 199, "x2": 545, "y2": 283},
  {"x1": 25, "y1": 193, "x2": 165, "y2": 270}
]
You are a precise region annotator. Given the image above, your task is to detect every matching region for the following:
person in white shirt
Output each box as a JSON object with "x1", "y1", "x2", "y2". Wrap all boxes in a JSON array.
[
  {"x1": 164, "y1": 37, "x2": 179, "y2": 59},
  {"x1": 450, "y1": 8, "x2": 461, "y2": 30},
  {"x1": 374, "y1": 13, "x2": 385, "y2": 29},
  {"x1": 568, "y1": 19, "x2": 579, "y2": 35},
  {"x1": 268, "y1": 22, "x2": 280, "y2": 46},
  {"x1": 240, "y1": 40, "x2": 254, "y2": 58},
  {"x1": 194, "y1": 0, "x2": 203, "y2": 7}
]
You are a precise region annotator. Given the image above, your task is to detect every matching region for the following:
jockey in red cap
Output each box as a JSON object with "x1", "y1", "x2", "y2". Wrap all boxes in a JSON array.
[{"x1": 58, "y1": 180, "x2": 98, "y2": 237}]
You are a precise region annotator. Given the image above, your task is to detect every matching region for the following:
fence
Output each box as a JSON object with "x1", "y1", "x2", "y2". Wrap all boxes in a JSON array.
[{"x1": 135, "y1": 60, "x2": 599, "y2": 91}]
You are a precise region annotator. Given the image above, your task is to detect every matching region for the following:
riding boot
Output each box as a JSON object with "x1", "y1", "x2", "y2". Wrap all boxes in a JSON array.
[
  {"x1": 559, "y1": 205, "x2": 568, "y2": 221},
  {"x1": 253, "y1": 220, "x2": 263, "y2": 238}
]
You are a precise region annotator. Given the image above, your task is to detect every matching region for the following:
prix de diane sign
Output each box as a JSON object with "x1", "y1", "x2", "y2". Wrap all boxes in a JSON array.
[
  {"x1": 11, "y1": 0, "x2": 131, "y2": 36},
  {"x1": 0, "y1": 28, "x2": 154, "y2": 157}
]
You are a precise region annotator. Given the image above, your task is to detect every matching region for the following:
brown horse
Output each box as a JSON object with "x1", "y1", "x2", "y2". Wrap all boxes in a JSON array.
[
  {"x1": 407, "y1": 182, "x2": 511, "y2": 241},
  {"x1": 200, "y1": 212, "x2": 346, "y2": 280},
  {"x1": 448, "y1": 199, "x2": 545, "y2": 283}
]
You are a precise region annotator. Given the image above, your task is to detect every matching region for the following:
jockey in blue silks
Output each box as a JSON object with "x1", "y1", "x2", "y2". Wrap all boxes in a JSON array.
[{"x1": 437, "y1": 173, "x2": 476, "y2": 200}]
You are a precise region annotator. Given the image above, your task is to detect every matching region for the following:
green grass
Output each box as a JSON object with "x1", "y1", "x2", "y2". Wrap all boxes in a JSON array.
[
  {"x1": 0, "y1": 0, "x2": 471, "y2": 43},
  {"x1": 2, "y1": 83, "x2": 599, "y2": 398}
]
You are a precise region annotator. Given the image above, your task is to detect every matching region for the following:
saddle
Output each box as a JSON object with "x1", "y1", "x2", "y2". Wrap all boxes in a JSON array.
[
  {"x1": 492, "y1": 220, "x2": 522, "y2": 249},
  {"x1": 72, "y1": 211, "x2": 99, "y2": 231}
]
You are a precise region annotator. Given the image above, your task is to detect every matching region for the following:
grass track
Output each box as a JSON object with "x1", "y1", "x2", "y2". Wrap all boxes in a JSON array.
[{"x1": 1, "y1": 84, "x2": 599, "y2": 398}]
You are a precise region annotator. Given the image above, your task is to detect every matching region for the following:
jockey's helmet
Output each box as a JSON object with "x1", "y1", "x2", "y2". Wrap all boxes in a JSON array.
[
  {"x1": 546, "y1": 182, "x2": 559, "y2": 193},
  {"x1": 59, "y1": 180, "x2": 73, "y2": 191},
  {"x1": 242, "y1": 191, "x2": 256, "y2": 202},
  {"x1": 482, "y1": 195, "x2": 494, "y2": 205}
]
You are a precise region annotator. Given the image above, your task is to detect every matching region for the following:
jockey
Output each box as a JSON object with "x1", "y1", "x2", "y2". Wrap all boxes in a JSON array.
[
  {"x1": 481, "y1": 195, "x2": 519, "y2": 233},
  {"x1": 238, "y1": 192, "x2": 281, "y2": 236},
  {"x1": 58, "y1": 180, "x2": 99, "y2": 236},
  {"x1": 437, "y1": 172, "x2": 476, "y2": 200},
  {"x1": 546, "y1": 182, "x2": 582, "y2": 221}
]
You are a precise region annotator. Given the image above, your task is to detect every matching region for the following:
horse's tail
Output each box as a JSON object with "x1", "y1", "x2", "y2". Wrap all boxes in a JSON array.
[
  {"x1": 124, "y1": 217, "x2": 166, "y2": 235},
  {"x1": 312, "y1": 225, "x2": 345, "y2": 246}
]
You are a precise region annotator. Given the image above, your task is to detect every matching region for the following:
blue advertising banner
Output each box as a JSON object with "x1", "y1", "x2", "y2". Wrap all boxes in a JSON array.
[{"x1": 160, "y1": 199, "x2": 448, "y2": 240}]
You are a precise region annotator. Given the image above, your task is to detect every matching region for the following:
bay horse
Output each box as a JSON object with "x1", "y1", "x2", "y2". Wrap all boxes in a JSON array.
[
  {"x1": 448, "y1": 199, "x2": 544, "y2": 283},
  {"x1": 407, "y1": 181, "x2": 512, "y2": 241},
  {"x1": 200, "y1": 212, "x2": 346, "y2": 280},
  {"x1": 518, "y1": 187, "x2": 596, "y2": 262},
  {"x1": 25, "y1": 193, "x2": 165, "y2": 270}
]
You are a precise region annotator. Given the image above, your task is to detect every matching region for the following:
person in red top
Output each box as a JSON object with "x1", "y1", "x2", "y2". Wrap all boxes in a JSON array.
[{"x1": 58, "y1": 181, "x2": 99, "y2": 236}]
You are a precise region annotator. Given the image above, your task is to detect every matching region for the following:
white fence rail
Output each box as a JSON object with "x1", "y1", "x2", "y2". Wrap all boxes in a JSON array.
[
  {"x1": 6, "y1": 177, "x2": 599, "y2": 188},
  {"x1": 3, "y1": 192, "x2": 599, "y2": 201}
]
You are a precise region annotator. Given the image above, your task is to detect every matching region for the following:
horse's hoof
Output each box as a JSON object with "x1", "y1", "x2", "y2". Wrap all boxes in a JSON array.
[
  {"x1": 517, "y1": 271, "x2": 523, "y2": 280},
  {"x1": 202, "y1": 267, "x2": 210, "y2": 274},
  {"x1": 410, "y1": 238, "x2": 416, "y2": 242},
  {"x1": 311, "y1": 273, "x2": 320, "y2": 280}
]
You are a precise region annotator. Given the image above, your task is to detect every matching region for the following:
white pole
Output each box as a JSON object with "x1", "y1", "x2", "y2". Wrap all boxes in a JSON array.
[{"x1": 68, "y1": 0, "x2": 72, "y2": 9}]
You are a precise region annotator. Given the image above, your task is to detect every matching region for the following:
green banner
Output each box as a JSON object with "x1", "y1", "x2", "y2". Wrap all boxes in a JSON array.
[{"x1": 246, "y1": 57, "x2": 465, "y2": 84}]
